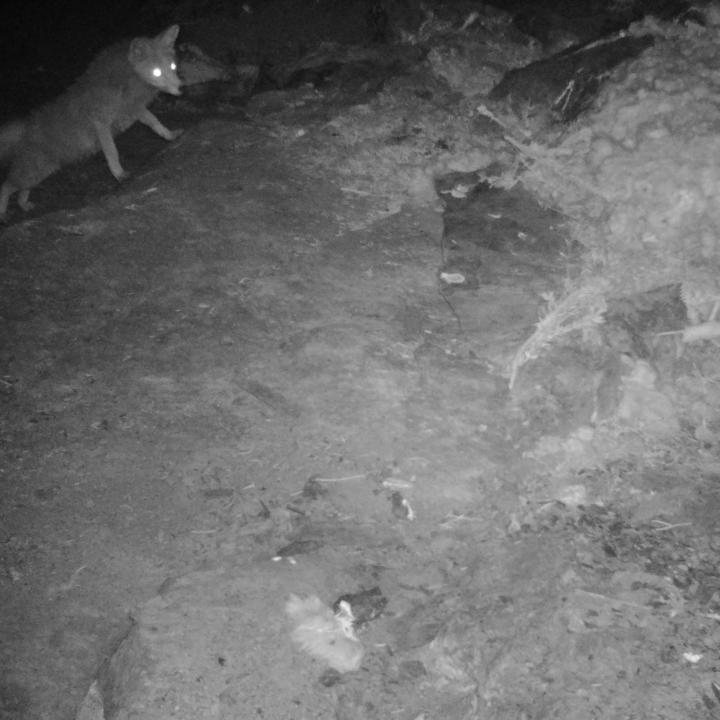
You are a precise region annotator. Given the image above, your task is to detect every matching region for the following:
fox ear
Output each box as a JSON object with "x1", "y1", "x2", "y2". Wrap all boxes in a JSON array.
[
  {"x1": 159, "y1": 25, "x2": 180, "y2": 46},
  {"x1": 128, "y1": 37, "x2": 151, "y2": 62}
]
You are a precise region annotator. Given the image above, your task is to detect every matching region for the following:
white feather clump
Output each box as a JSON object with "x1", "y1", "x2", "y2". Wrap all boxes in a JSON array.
[{"x1": 285, "y1": 594, "x2": 364, "y2": 672}]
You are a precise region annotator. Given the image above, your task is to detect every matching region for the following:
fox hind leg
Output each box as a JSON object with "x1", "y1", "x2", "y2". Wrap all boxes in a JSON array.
[
  {"x1": 0, "y1": 181, "x2": 13, "y2": 219},
  {"x1": 3, "y1": 147, "x2": 61, "y2": 217},
  {"x1": 0, "y1": 182, "x2": 38, "y2": 219}
]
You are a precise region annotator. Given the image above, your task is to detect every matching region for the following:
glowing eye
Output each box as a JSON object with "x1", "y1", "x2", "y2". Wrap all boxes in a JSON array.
[
  {"x1": 170, "y1": 62, "x2": 177, "y2": 71},
  {"x1": 152, "y1": 67, "x2": 162, "y2": 78}
]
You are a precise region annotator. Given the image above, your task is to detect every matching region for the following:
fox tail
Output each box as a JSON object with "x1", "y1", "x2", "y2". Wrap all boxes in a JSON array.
[{"x1": 0, "y1": 120, "x2": 24, "y2": 164}]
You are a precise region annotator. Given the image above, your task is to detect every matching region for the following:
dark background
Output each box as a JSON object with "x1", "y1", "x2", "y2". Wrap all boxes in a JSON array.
[
  {"x1": 0, "y1": 0, "x2": 695, "y2": 118},
  {"x1": 0, "y1": 0, "x2": 171, "y2": 113}
]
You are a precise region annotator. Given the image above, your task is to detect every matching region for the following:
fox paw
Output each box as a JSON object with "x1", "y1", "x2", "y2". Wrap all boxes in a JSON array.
[
  {"x1": 167, "y1": 128, "x2": 183, "y2": 141},
  {"x1": 113, "y1": 169, "x2": 130, "y2": 183}
]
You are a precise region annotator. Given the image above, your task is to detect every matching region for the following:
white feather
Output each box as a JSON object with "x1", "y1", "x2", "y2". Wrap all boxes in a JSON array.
[{"x1": 286, "y1": 594, "x2": 364, "y2": 672}]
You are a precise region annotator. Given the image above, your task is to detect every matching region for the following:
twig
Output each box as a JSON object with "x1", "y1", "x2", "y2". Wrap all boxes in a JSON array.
[
  {"x1": 440, "y1": 291, "x2": 463, "y2": 333},
  {"x1": 315, "y1": 474, "x2": 366, "y2": 483},
  {"x1": 651, "y1": 520, "x2": 692, "y2": 532}
]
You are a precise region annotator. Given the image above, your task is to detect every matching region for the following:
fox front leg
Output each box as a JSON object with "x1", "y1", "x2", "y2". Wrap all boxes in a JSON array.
[
  {"x1": 17, "y1": 189, "x2": 33, "y2": 211},
  {"x1": 93, "y1": 120, "x2": 128, "y2": 181},
  {"x1": 137, "y1": 108, "x2": 182, "y2": 141}
]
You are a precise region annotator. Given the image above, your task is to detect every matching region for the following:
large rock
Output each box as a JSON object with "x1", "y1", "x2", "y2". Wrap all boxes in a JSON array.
[
  {"x1": 86, "y1": 562, "x2": 357, "y2": 720},
  {"x1": 489, "y1": 34, "x2": 654, "y2": 123}
]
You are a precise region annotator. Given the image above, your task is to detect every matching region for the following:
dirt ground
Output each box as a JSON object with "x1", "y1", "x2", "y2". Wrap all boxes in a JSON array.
[{"x1": 2, "y1": 3, "x2": 720, "y2": 719}]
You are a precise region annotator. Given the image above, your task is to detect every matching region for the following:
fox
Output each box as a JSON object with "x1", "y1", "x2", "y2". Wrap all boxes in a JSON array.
[{"x1": 0, "y1": 24, "x2": 183, "y2": 220}]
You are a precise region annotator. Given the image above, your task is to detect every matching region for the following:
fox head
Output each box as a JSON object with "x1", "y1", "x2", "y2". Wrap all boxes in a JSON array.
[{"x1": 128, "y1": 25, "x2": 182, "y2": 95}]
